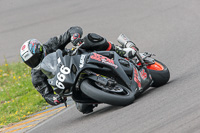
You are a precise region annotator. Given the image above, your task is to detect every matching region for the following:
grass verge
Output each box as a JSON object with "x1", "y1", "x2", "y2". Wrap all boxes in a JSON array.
[{"x1": 0, "y1": 61, "x2": 49, "y2": 128}]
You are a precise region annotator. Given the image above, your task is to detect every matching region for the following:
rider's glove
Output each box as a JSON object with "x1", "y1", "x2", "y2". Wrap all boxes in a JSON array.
[
  {"x1": 115, "y1": 46, "x2": 136, "y2": 59},
  {"x1": 125, "y1": 41, "x2": 139, "y2": 51},
  {"x1": 53, "y1": 94, "x2": 64, "y2": 105},
  {"x1": 71, "y1": 33, "x2": 83, "y2": 46},
  {"x1": 123, "y1": 47, "x2": 137, "y2": 58},
  {"x1": 125, "y1": 41, "x2": 136, "y2": 48}
]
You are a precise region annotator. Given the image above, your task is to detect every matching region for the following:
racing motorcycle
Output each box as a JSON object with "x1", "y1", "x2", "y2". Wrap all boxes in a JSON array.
[{"x1": 40, "y1": 34, "x2": 170, "y2": 106}]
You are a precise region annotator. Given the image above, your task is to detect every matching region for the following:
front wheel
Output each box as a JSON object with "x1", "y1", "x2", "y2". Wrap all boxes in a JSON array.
[
  {"x1": 147, "y1": 60, "x2": 170, "y2": 87},
  {"x1": 80, "y1": 79, "x2": 135, "y2": 106}
]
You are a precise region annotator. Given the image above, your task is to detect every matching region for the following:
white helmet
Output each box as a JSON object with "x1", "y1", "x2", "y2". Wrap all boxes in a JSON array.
[{"x1": 20, "y1": 39, "x2": 43, "y2": 68}]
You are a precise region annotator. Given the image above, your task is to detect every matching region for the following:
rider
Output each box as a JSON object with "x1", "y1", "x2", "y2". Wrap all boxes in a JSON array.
[{"x1": 20, "y1": 26, "x2": 137, "y2": 114}]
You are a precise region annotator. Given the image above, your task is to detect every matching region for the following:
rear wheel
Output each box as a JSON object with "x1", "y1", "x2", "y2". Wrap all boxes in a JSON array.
[
  {"x1": 147, "y1": 60, "x2": 170, "y2": 87},
  {"x1": 80, "y1": 79, "x2": 135, "y2": 106}
]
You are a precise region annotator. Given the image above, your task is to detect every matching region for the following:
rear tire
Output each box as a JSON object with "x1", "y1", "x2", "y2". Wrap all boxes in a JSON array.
[
  {"x1": 147, "y1": 60, "x2": 170, "y2": 87},
  {"x1": 80, "y1": 79, "x2": 135, "y2": 106}
]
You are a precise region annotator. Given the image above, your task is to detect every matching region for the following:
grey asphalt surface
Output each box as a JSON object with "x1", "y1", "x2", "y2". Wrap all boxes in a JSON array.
[{"x1": 1, "y1": 0, "x2": 200, "y2": 133}]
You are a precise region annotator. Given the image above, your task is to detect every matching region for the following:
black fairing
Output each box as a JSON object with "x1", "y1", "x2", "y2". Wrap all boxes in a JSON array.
[
  {"x1": 41, "y1": 49, "x2": 82, "y2": 95},
  {"x1": 40, "y1": 49, "x2": 152, "y2": 102}
]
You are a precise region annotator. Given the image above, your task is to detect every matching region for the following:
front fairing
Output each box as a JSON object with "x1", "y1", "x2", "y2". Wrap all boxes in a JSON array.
[
  {"x1": 40, "y1": 52, "x2": 57, "y2": 79},
  {"x1": 46, "y1": 50, "x2": 82, "y2": 95}
]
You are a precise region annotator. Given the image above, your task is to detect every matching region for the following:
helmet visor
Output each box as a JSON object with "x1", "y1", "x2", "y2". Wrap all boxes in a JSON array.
[{"x1": 24, "y1": 53, "x2": 42, "y2": 68}]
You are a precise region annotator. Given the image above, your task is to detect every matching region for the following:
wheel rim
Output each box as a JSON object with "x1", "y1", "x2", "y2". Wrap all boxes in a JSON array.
[
  {"x1": 147, "y1": 61, "x2": 164, "y2": 71},
  {"x1": 95, "y1": 82, "x2": 130, "y2": 95}
]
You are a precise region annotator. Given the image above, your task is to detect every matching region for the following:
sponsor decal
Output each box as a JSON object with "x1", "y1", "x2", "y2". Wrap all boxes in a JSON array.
[
  {"x1": 21, "y1": 45, "x2": 26, "y2": 51},
  {"x1": 90, "y1": 53, "x2": 118, "y2": 69},
  {"x1": 134, "y1": 67, "x2": 142, "y2": 90},
  {"x1": 79, "y1": 55, "x2": 86, "y2": 68},
  {"x1": 140, "y1": 69, "x2": 147, "y2": 80},
  {"x1": 24, "y1": 52, "x2": 30, "y2": 58}
]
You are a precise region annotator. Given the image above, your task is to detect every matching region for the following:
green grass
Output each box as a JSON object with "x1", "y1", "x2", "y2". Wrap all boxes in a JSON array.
[{"x1": 0, "y1": 61, "x2": 49, "y2": 128}]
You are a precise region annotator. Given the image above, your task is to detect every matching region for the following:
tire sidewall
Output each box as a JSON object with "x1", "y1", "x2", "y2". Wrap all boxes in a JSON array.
[
  {"x1": 80, "y1": 79, "x2": 135, "y2": 106},
  {"x1": 148, "y1": 60, "x2": 170, "y2": 87}
]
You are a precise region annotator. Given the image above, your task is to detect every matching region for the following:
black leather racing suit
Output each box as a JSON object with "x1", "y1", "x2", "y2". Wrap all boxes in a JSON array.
[{"x1": 31, "y1": 27, "x2": 115, "y2": 106}]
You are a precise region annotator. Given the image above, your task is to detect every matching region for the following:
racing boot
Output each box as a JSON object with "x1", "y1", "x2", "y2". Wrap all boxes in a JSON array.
[{"x1": 76, "y1": 102, "x2": 98, "y2": 114}]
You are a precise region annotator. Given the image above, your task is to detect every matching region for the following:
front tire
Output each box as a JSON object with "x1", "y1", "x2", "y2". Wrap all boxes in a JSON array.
[
  {"x1": 147, "y1": 60, "x2": 170, "y2": 87},
  {"x1": 80, "y1": 79, "x2": 135, "y2": 106}
]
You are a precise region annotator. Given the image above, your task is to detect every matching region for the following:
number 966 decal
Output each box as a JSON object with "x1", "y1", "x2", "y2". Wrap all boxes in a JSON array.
[{"x1": 56, "y1": 65, "x2": 70, "y2": 89}]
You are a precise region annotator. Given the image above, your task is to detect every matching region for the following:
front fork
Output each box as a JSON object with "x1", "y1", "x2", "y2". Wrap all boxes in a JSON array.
[{"x1": 134, "y1": 51, "x2": 153, "y2": 94}]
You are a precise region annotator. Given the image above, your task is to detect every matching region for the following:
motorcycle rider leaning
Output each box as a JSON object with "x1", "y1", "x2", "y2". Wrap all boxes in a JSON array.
[{"x1": 20, "y1": 26, "x2": 137, "y2": 114}]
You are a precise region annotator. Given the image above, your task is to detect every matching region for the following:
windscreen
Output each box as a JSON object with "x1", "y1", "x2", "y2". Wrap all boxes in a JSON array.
[{"x1": 40, "y1": 52, "x2": 57, "y2": 79}]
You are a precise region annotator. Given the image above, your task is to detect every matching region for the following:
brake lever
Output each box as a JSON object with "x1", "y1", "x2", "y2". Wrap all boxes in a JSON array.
[{"x1": 71, "y1": 42, "x2": 84, "y2": 55}]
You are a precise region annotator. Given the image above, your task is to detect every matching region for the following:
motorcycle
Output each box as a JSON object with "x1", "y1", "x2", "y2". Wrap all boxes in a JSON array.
[{"x1": 40, "y1": 34, "x2": 170, "y2": 106}]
